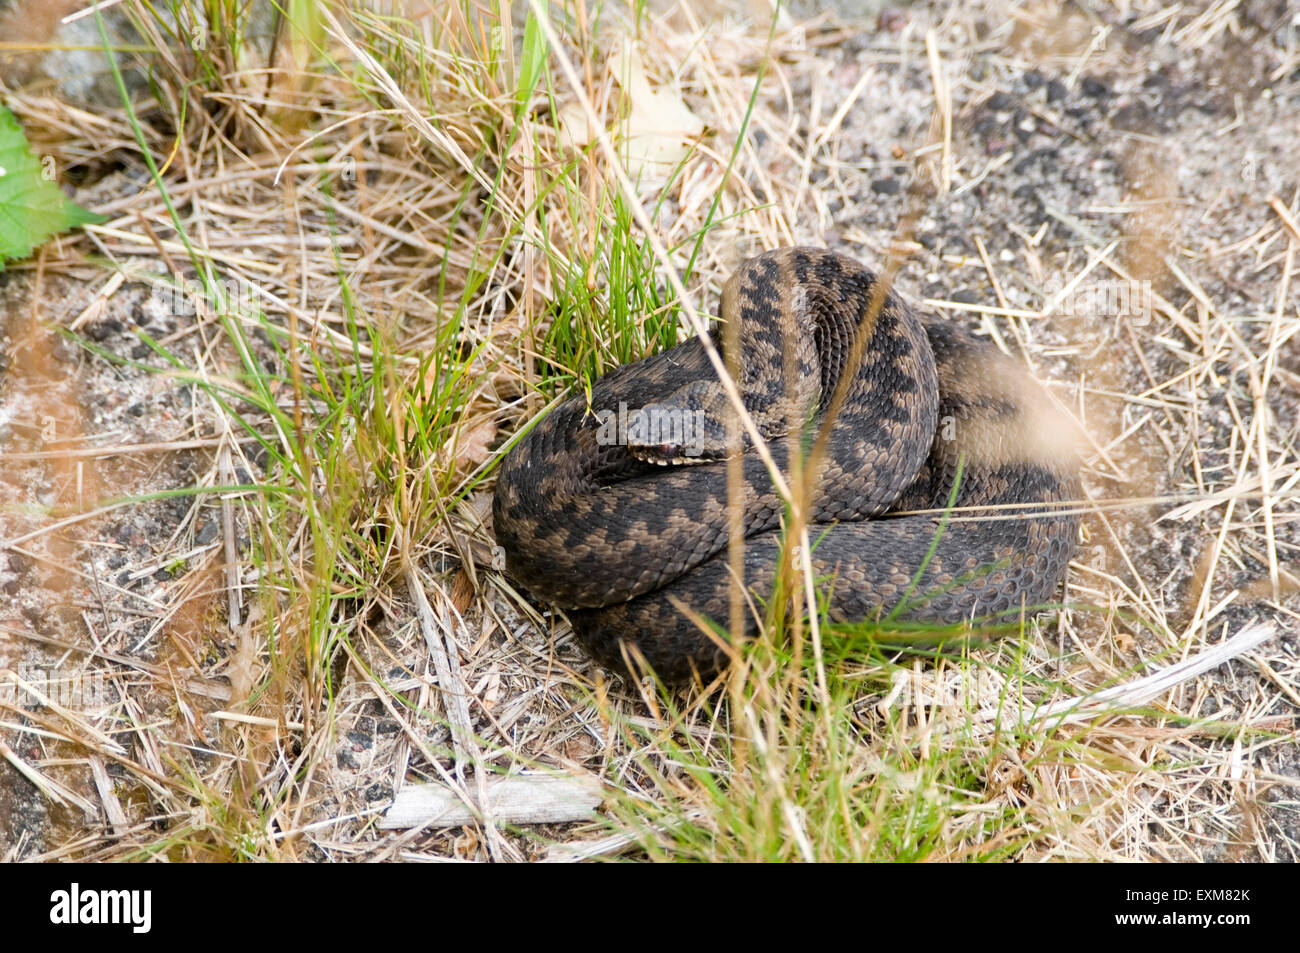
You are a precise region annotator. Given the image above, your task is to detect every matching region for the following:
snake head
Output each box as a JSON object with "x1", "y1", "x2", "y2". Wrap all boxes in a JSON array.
[
  {"x1": 623, "y1": 381, "x2": 739, "y2": 464},
  {"x1": 623, "y1": 377, "x2": 824, "y2": 465},
  {"x1": 624, "y1": 403, "x2": 726, "y2": 465}
]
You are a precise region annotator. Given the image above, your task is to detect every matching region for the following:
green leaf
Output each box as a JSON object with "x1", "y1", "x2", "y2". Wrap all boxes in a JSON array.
[
  {"x1": 0, "y1": 106, "x2": 105, "y2": 266},
  {"x1": 516, "y1": 2, "x2": 547, "y2": 114}
]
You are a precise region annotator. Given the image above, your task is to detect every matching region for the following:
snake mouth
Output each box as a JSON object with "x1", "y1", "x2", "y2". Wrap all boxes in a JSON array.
[{"x1": 628, "y1": 443, "x2": 717, "y2": 466}]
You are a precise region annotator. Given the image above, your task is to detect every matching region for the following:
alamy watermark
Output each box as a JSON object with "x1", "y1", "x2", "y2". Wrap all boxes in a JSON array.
[
  {"x1": 1043, "y1": 276, "x2": 1153, "y2": 325},
  {"x1": 152, "y1": 275, "x2": 256, "y2": 318},
  {"x1": 599, "y1": 404, "x2": 959, "y2": 450},
  {"x1": 49, "y1": 883, "x2": 151, "y2": 933},
  {"x1": 1, "y1": 663, "x2": 113, "y2": 712},
  {"x1": 595, "y1": 401, "x2": 707, "y2": 458},
  {"x1": 878, "y1": 666, "x2": 1006, "y2": 712}
]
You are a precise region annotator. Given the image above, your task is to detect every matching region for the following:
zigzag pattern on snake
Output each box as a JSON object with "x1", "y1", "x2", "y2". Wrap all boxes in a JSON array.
[{"x1": 493, "y1": 248, "x2": 1080, "y2": 681}]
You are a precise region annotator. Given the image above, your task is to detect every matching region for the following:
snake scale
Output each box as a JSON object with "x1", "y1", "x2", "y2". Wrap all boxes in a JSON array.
[{"x1": 493, "y1": 248, "x2": 1080, "y2": 681}]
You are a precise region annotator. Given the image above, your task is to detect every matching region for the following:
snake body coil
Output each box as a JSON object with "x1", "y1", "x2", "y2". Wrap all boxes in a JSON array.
[{"x1": 493, "y1": 248, "x2": 1079, "y2": 681}]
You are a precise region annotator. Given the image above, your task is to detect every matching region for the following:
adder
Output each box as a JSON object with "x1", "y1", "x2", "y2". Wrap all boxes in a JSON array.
[{"x1": 493, "y1": 247, "x2": 1080, "y2": 681}]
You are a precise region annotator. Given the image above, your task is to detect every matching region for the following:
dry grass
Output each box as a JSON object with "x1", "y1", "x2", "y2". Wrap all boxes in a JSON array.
[{"x1": 0, "y1": 0, "x2": 1296, "y2": 861}]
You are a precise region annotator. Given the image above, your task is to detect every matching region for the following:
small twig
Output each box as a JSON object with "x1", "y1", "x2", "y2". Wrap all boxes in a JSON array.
[
  {"x1": 977, "y1": 621, "x2": 1277, "y2": 732},
  {"x1": 381, "y1": 772, "x2": 603, "y2": 830},
  {"x1": 405, "y1": 562, "x2": 473, "y2": 765},
  {"x1": 218, "y1": 446, "x2": 242, "y2": 630},
  {"x1": 0, "y1": 737, "x2": 98, "y2": 816},
  {"x1": 88, "y1": 755, "x2": 130, "y2": 836},
  {"x1": 404, "y1": 561, "x2": 507, "y2": 859}
]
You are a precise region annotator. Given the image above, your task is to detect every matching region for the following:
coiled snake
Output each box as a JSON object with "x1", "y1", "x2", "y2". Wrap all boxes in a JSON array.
[{"x1": 493, "y1": 248, "x2": 1079, "y2": 681}]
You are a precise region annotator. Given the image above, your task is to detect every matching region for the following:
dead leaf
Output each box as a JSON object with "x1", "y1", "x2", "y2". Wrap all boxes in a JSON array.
[
  {"x1": 450, "y1": 396, "x2": 497, "y2": 475},
  {"x1": 557, "y1": 38, "x2": 704, "y2": 188},
  {"x1": 450, "y1": 569, "x2": 475, "y2": 614}
]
